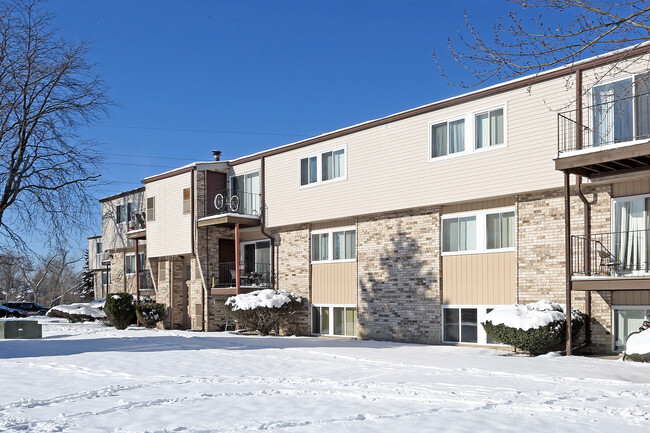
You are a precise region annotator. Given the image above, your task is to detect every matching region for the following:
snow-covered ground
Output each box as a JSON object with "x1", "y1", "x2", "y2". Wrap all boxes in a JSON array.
[{"x1": 1, "y1": 318, "x2": 650, "y2": 432}]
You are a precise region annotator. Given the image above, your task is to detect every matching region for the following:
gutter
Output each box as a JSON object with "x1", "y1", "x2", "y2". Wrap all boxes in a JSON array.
[{"x1": 259, "y1": 156, "x2": 275, "y2": 289}]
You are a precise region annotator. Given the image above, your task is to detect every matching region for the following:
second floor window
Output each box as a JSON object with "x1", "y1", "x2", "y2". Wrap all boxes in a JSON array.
[
  {"x1": 300, "y1": 146, "x2": 346, "y2": 187},
  {"x1": 116, "y1": 202, "x2": 134, "y2": 224},
  {"x1": 431, "y1": 119, "x2": 465, "y2": 158},
  {"x1": 475, "y1": 108, "x2": 504, "y2": 149},
  {"x1": 147, "y1": 197, "x2": 155, "y2": 221}
]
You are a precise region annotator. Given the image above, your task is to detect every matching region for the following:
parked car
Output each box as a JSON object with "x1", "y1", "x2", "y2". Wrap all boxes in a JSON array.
[
  {"x1": 3, "y1": 302, "x2": 49, "y2": 316},
  {"x1": 0, "y1": 304, "x2": 28, "y2": 318}
]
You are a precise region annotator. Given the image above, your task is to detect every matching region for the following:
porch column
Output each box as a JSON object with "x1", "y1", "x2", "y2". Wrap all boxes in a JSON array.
[
  {"x1": 235, "y1": 223, "x2": 240, "y2": 295},
  {"x1": 565, "y1": 172, "x2": 573, "y2": 355}
]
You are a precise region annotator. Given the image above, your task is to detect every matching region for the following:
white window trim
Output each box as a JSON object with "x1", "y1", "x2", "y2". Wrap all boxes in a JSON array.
[
  {"x1": 299, "y1": 144, "x2": 348, "y2": 189},
  {"x1": 311, "y1": 304, "x2": 357, "y2": 337},
  {"x1": 442, "y1": 305, "x2": 507, "y2": 346},
  {"x1": 125, "y1": 253, "x2": 136, "y2": 276},
  {"x1": 611, "y1": 305, "x2": 650, "y2": 352},
  {"x1": 610, "y1": 193, "x2": 650, "y2": 277},
  {"x1": 428, "y1": 104, "x2": 508, "y2": 164},
  {"x1": 229, "y1": 170, "x2": 260, "y2": 191},
  {"x1": 311, "y1": 226, "x2": 357, "y2": 264},
  {"x1": 428, "y1": 114, "x2": 469, "y2": 161},
  {"x1": 441, "y1": 207, "x2": 516, "y2": 256}
]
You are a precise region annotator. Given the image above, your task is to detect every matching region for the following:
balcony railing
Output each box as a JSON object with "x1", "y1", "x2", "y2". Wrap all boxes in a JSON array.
[
  {"x1": 204, "y1": 189, "x2": 261, "y2": 218},
  {"x1": 571, "y1": 229, "x2": 650, "y2": 277},
  {"x1": 211, "y1": 262, "x2": 271, "y2": 288},
  {"x1": 127, "y1": 211, "x2": 146, "y2": 231},
  {"x1": 558, "y1": 91, "x2": 650, "y2": 155}
]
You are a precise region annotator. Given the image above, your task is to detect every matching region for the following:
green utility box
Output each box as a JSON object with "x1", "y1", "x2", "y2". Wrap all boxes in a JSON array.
[{"x1": 0, "y1": 319, "x2": 42, "y2": 339}]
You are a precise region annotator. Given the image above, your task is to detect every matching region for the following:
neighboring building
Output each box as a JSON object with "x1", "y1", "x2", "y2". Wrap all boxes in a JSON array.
[
  {"x1": 87, "y1": 235, "x2": 109, "y2": 300},
  {"x1": 97, "y1": 187, "x2": 152, "y2": 301},
  {"x1": 92, "y1": 44, "x2": 650, "y2": 353}
]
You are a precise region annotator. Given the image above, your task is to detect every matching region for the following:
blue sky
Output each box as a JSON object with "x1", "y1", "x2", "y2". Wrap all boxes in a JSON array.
[{"x1": 41, "y1": 0, "x2": 531, "y2": 256}]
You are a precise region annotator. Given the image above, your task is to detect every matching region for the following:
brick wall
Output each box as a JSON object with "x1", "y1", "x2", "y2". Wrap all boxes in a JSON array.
[{"x1": 357, "y1": 207, "x2": 441, "y2": 344}]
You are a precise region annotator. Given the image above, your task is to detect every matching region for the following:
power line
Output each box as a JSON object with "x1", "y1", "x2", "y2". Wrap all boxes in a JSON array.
[
  {"x1": 106, "y1": 153, "x2": 197, "y2": 161},
  {"x1": 90, "y1": 124, "x2": 311, "y2": 138},
  {"x1": 104, "y1": 162, "x2": 177, "y2": 169}
]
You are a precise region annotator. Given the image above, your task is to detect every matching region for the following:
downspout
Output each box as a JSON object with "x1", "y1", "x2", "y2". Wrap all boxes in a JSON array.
[
  {"x1": 565, "y1": 172, "x2": 573, "y2": 355},
  {"x1": 260, "y1": 156, "x2": 275, "y2": 289},
  {"x1": 170, "y1": 256, "x2": 174, "y2": 329},
  {"x1": 574, "y1": 68, "x2": 592, "y2": 348},
  {"x1": 576, "y1": 177, "x2": 593, "y2": 346},
  {"x1": 135, "y1": 239, "x2": 140, "y2": 327}
]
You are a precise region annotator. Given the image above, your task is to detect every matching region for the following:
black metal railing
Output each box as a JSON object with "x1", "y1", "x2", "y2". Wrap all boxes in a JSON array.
[
  {"x1": 210, "y1": 261, "x2": 271, "y2": 288},
  {"x1": 558, "y1": 91, "x2": 650, "y2": 154},
  {"x1": 571, "y1": 229, "x2": 650, "y2": 276},
  {"x1": 204, "y1": 189, "x2": 261, "y2": 218}
]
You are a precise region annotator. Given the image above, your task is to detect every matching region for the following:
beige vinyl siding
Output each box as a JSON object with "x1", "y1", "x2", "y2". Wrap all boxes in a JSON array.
[
  {"x1": 232, "y1": 160, "x2": 261, "y2": 177},
  {"x1": 311, "y1": 219, "x2": 356, "y2": 231},
  {"x1": 263, "y1": 74, "x2": 575, "y2": 228},
  {"x1": 611, "y1": 176, "x2": 650, "y2": 197},
  {"x1": 146, "y1": 171, "x2": 193, "y2": 257},
  {"x1": 442, "y1": 197, "x2": 516, "y2": 215},
  {"x1": 442, "y1": 252, "x2": 515, "y2": 305},
  {"x1": 101, "y1": 191, "x2": 145, "y2": 251},
  {"x1": 312, "y1": 262, "x2": 357, "y2": 304},
  {"x1": 239, "y1": 229, "x2": 264, "y2": 242},
  {"x1": 613, "y1": 291, "x2": 650, "y2": 305}
]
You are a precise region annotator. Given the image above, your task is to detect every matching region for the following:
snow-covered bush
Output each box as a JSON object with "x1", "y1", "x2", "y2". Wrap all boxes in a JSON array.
[
  {"x1": 481, "y1": 300, "x2": 584, "y2": 355},
  {"x1": 104, "y1": 293, "x2": 136, "y2": 330},
  {"x1": 47, "y1": 303, "x2": 106, "y2": 323},
  {"x1": 135, "y1": 302, "x2": 166, "y2": 328},
  {"x1": 225, "y1": 289, "x2": 302, "y2": 335},
  {"x1": 624, "y1": 330, "x2": 650, "y2": 362}
]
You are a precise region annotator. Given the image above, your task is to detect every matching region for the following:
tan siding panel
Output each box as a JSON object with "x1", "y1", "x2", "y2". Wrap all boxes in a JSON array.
[
  {"x1": 612, "y1": 177, "x2": 650, "y2": 197},
  {"x1": 239, "y1": 229, "x2": 264, "y2": 242},
  {"x1": 312, "y1": 262, "x2": 357, "y2": 304},
  {"x1": 442, "y1": 252, "x2": 516, "y2": 305},
  {"x1": 613, "y1": 291, "x2": 650, "y2": 305}
]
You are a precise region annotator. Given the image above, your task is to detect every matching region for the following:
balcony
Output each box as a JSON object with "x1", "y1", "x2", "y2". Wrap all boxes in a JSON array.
[
  {"x1": 198, "y1": 189, "x2": 261, "y2": 228},
  {"x1": 555, "y1": 93, "x2": 650, "y2": 179},
  {"x1": 571, "y1": 229, "x2": 650, "y2": 290},
  {"x1": 209, "y1": 262, "x2": 271, "y2": 295},
  {"x1": 126, "y1": 211, "x2": 147, "y2": 240}
]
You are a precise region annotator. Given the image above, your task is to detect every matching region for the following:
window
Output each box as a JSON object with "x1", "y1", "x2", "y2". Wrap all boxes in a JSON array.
[
  {"x1": 486, "y1": 211, "x2": 515, "y2": 249},
  {"x1": 613, "y1": 307, "x2": 650, "y2": 351},
  {"x1": 125, "y1": 254, "x2": 136, "y2": 275},
  {"x1": 612, "y1": 195, "x2": 650, "y2": 274},
  {"x1": 312, "y1": 305, "x2": 357, "y2": 336},
  {"x1": 311, "y1": 228, "x2": 356, "y2": 263},
  {"x1": 231, "y1": 171, "x2": 260, "y2": 215},
  {"x1": 475, "y1": 108, "x2": 504, "y2": 149},
  {"x1": 442, "y1": 216, "x2": 476, "y2": 253},
  {"x1": 182, "y1": 188, "x2": 191, "y2": 214},
  {"x1": 95, "y1": 241, "x2": 103, "y2": 255},
  {"x1": 311, "y1": 233, "x2": 329, "y2": 262},
  {"x1": 443, "y1": 306, "x2": 501, "y2": 345},
  {"x1": 240, "y1": 240, "x2": 271, "y2": 279},
  {"x1": 442, "y1": 208, "x2": 515, "y2": 255},
  {"x1": 138, "y1": 251, "x2": 146, "y2": 272},
  {"x1": 146, "y1": 197, "x2": 155, "y2": 222},
  {"x1": 431, "y1": 119, "x2": 465, "y2": 158},
  {"x1": 116, "y1": 204, "x2": 126, "y2": 224},
  {"x1": 101, "y1": 271, "x2": 110, "y2": 286},
  {"x1": 300, "y1": 146, "x2": 346, "y2": 187}
]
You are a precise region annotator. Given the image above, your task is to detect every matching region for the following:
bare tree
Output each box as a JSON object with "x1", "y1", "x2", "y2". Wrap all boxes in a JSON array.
[
  {"x1": 0, "y1": 0, "x2": 109, "y2": 250},
  {"x1": 435, "y1": 0, "x2": 650, "y2": 87},
  {"x1": 18, "y1": 248, "x2": 81, "y2": 305}
]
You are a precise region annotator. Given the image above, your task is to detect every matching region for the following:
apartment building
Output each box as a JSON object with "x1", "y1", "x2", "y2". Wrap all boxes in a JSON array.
[
  {"x1": 93, "y1": 44, "x2": 650, "y2": 353},
  {"x1": 88, "y1": 187, "x2": 153, "y2": 302}
]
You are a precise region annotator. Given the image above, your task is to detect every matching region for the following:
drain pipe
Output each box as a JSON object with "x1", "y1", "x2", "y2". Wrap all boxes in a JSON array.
[
  {"x1": 576, "y1": 177, "x2": 593, "y2": 347},
  {"x1": 260, "y1": 156, "x2": 275, "y2": 289}
]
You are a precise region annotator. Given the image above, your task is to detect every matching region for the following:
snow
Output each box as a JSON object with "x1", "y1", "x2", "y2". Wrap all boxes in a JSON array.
[
  {"x1": 1, "y1": 319, "x2": 650, "y2": 432},
  {"x1": 626, "y1": 330, "x2": 650, "y2": 355},
  {"x1": 49, "y1": 303, "x2": 106, "y2": 319},
  {"x1": 484, "y1": 300, "x2": 571, "y2": 331},
  {"x1": 225, "y1": 289, "x2": 301, "y2": 310}
]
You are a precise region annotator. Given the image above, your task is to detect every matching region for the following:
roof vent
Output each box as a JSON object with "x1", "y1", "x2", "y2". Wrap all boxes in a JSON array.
[{"x1": 212, "y1": 150, "x2": 221, "y2": 161}]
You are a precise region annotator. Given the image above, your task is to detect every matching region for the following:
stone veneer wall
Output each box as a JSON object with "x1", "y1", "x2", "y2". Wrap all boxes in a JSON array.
[
  {"x1": 153, "y1": 257, "x2": 190, "y2": 329},
  {"x1": 275, "y1": 224, "x2": 311, "y2": 334},
  {"x1": 517, "y1": 184, "x2": 613, "y2": 352},
  {"x1": 356, "y1": 207, "x2": 441, "y2": 345}
]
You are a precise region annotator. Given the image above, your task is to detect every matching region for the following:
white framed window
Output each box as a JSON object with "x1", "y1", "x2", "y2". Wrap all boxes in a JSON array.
[
  {"x1": 240, "y1": 240, "x2": 271, "y2": 276},
  {"x1": 312, "y1": 305, "x2": 357, "y2": 337},
  {"x1": 116, "y1": 202, "x2": 135, "y2": 224},
  {"x1": 95, "y1": 241, "x2": 103, "y2": 255},
  {"x1": 590, "y1": 72, "x2": 650, "y2": 147},
  {"x1": 101, "y1": 270, "x2": 111, "y2": 286},
  {"x1": 611, "y1": 193, "x2": 650, "y2": 275},
  {"x1": 430, "y1": 118, "x2": 465, "y2": 158},
  {"x1": 231, "y1": 171, "x2": 260, "y2": 215},
  {"x1": 311, "y1": 227, "x2": 356, "y2": 263},
  {"x1": 125, "y1": 254, "x2": 136, "y2": 275},
  {"x1": 443, "y1": 305, "x2": 502, "y2": 345},
  {"x1": 613, "y1": 306, "x2": 650, "y2": 351},
  {"x1": 475, "y1": 107, "x2": 505, "y2": 149},
  {"x1": 442, "y1": 207, "x2": 515, "y2": 255},
  {"x1": 300, "y1": 145, "x2": 347, "y2": 187}
]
